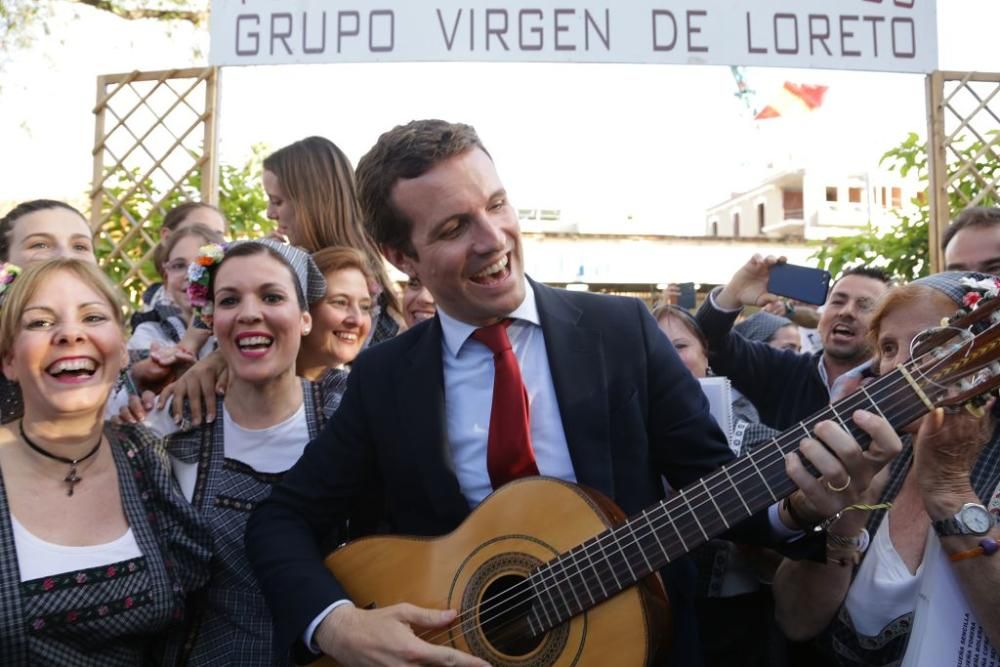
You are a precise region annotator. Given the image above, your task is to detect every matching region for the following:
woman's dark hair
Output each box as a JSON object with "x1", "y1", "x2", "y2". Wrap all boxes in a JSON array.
[
  {"x1": 161, "y1": 201, "x2": 226, "y2": 234},
  {"x1": 0, "y1": 200, "x2": 87, "y2": 262},
  {"x1": 155, "y1": 223, "x2": 225, "y2": 280},
  {"x1": 652, "y1": 303, "x2": 709, "y2": 352},
  {"x1": 209, "y1": 242, "x2": 307, "y2": 310}
]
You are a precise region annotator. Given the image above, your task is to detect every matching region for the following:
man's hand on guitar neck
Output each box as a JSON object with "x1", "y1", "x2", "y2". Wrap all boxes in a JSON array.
[
  {"x1": 781, "y1": 409, "x2": 903, "y2": 529},
  {"x1": 315, "y1": 602, "x2": 491, "y2": 667}
]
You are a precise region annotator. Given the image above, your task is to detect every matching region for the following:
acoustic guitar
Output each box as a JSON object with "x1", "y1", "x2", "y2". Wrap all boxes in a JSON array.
[{"x1": 315, "y1": 296, "x2": 1000, "y2": 667}]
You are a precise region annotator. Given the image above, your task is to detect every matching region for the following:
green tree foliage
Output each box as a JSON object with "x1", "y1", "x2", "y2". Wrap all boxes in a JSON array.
[
  {"x1": 813, "y1": 131, "x2": 1000, "y2": 281},
  {"x1": 97, "y1": 144, "x2": 274, "y2": 308}
]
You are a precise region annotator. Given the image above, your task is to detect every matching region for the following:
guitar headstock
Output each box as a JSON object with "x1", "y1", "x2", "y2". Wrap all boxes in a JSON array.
[{"x1": 910, "y1": 290, "x2": 1000, "y2": 409}]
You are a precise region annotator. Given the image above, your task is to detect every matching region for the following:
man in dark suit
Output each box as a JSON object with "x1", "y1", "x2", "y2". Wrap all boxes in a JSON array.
[{"x1": 246, "y1": 120, "x2": 900, "y2": 666}]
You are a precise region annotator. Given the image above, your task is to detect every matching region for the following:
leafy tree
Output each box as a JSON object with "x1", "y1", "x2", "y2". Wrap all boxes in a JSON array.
[
  {"x1": 813, "y1": 132, "x2": 1000, "y2": 281},
  {"x1": 96, "y1": 145, "x2": 274, "y2": 308}
]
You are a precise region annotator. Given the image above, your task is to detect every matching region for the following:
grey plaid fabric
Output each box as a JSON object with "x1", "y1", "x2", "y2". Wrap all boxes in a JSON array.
[
  {"x1": 0, "y1": 423, "x2": 211, "y2": 665},
  {"x1": 231, "y1": 239, "x2": 327, "y2": 305},
  {"x1": 0, "y1": 376, "x2": 23, "y2": 425},
  {"x1": 819, "y1": 430, "x2": 1000, "y2": 666},
  {"x1": 162, "y1": 379, "x2": 328, "y2": 665},
  {"x1": 369, "y1": 290, "x2": 401, "y2": 346},
  {"x1": 317, "y1": 367, "x2": 349, "y2": 418},
  {"x1": 733, "y1": 311, "x2": 794, "y2": 344},
  {"x1": 912, "y1": 270, "x2": 993, "y2": 305}
]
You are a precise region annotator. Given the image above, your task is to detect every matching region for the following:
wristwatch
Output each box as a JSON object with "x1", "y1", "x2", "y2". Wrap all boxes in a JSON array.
[{"x1": 931, "y1": 503, "x2": 998, "y2": 537}]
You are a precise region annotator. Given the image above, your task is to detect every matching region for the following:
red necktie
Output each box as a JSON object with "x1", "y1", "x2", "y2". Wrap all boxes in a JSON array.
[{"x1": 472, "y1": 319, "x2": 539, "y2": 489}]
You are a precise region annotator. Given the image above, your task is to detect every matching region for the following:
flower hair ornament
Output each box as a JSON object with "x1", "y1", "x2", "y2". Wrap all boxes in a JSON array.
[
  {"x1": 186, "y1": 242, "x2": 226, "y2": 328},
  {"x1": 0, "y1": 262, "x2": 23, "y2": 306}
]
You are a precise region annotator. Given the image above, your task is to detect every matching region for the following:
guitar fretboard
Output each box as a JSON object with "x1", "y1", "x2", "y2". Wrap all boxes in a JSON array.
[{"x1": 524, "y1": 356, "x2": 947, "y2": 636}]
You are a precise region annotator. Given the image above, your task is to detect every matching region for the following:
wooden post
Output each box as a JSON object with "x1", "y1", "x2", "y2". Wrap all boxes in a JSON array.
[
  {"x1": 925, "y1": 71, "x2": 947, "y2": 274},
  {"x1": 90, "y1": 75, "x2": 108, "y2": 234},
  {"x1": 202, "y1": 67, "x2": 220, "y2": 206}
]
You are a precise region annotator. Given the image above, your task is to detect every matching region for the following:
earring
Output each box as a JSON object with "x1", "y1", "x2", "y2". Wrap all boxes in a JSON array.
[{"x1": 303, "y1": 327, "x2": 311, "y2": 335}]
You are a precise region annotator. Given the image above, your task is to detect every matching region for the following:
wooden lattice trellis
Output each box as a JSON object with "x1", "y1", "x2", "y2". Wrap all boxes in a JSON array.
[
  {"x1": 90, "y1": 67, "x2": 218, "y2": 301},
  {"x1": 926, "y1": 71, "x2": 1000, "y2": 273}
]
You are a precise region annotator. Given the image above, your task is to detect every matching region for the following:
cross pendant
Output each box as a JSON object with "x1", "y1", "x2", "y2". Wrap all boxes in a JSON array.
[{"x1": 64, "y1": 466, "x2": 82, "y2": 497}]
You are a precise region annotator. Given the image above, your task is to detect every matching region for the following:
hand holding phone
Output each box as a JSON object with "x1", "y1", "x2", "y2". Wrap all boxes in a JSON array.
[{"x1": 766, "y1": 263, "x2": 831, "y2": 306}]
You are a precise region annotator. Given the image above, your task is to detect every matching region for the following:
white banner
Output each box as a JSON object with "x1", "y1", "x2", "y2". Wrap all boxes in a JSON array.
[{"x1": 210, "y1": 0, "x2": 937, "y2": 73}]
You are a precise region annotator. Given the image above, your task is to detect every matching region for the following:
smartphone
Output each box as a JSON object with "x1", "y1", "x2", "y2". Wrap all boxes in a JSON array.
[
  {"x1": 677, "y1": 282, "x2": 696, "y2": 309},
  {"x1": 767, "y1": 263, "x2": 831, "y2": 305}
]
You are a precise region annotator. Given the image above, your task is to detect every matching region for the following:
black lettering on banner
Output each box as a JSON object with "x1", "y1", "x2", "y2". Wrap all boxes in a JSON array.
[
  {"x1": 746, "y1": 12, "x2": 766, "y2": 54},
  {"x1": 808, "y1": 14, "x2": 831, "y2": 55},
  {"x1": 891, "y1": 17, "x2": 915, "y2": 58},
  {"x1": 486, "y1": 9, "x2": 509, "y2": 51},
  {"x1": 520, "y1": 10, "x2": 543, "y2": 50},
  {"x1": 270, "y1": 13, "x2": 293, "y2": 55},
  {"x1": 437, "y1": 9, "x2": 462, "y2": 50},
  {"x1": 337, "y1": 11, "x2": 360, "y2": 53},
  {"x1": 686, "y1": 10, "x2": 707, "y2": 53},
  {"x1": 585, "y1": 9, "x2": 610, "y2": 50},
  {"x1": 236, "y1": 14, "x2": 260, "y2": 56},
  {"x1": 554, "y1": 9, "x2": 575, "y2": 51},
  {"x1": 863, "y1": 16, "x2": 884, "y2": 57},
  {"x1": 302, "y1": 11, "x2": 327, "y2": 54},
  {"x1": 839, "y1": 15, "x2": 860, "y2": 56},
  {"x1": 369, "y1": 10, "x2": 394, "y2": 52},
  {"x1": 652, "y1": 10, "x2": 678, "y2": 52},
  {"x1": 774, "y1": 13, "x2": 798, "y2": 54}
]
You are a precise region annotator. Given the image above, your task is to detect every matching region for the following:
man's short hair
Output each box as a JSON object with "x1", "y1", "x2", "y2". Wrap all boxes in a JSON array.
[
  {"x1": 837, "y1": 265, "x2": 893, "y2": 286},
  {"x1": 355, "y1": 120, "x2": 489, "y2": 258},
  {"x1": 941, "y1": 206, "x2": 1000, "y2": 251}
]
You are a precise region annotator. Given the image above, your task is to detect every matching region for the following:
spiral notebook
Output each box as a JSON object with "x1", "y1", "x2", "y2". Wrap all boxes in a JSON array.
[{"x1": 698, "y1": 376, "x2": 735, "y2": 454}]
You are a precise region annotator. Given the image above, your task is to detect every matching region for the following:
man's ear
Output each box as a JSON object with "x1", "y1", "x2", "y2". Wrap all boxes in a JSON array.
[{"x1": 381, "y1": 243, "x2": 415, "y2": 277}]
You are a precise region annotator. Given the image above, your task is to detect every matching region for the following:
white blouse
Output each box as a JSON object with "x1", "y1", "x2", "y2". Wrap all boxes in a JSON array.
[{"x1": 11, "y1": 515, "x2": 142, "y2": 581}]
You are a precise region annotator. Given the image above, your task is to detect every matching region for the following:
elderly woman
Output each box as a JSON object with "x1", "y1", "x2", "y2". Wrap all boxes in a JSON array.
[
  {"x1": 773, "y1": 272, "x2": 1000, "y2": 665},
  {"x1": 148, "y1": 240, "x2": 337, "y2": 665},
  {"x1": 0, "y1": 259, "x2": 209, "y2": 663},
  {"x1": 734, "y1": 310, "x2": 801, "y2": 353}
]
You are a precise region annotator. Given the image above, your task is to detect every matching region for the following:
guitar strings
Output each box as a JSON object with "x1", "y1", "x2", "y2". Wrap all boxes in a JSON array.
[
  {"x1": 420, "y1": 332, "x2": 984, "y2": 650},
  {"x1": 424, "y1": 364, "x2": 939, "y2": 650},
  {"x1": 419, "y1": 347, "x2": 950, "y2": 648}
]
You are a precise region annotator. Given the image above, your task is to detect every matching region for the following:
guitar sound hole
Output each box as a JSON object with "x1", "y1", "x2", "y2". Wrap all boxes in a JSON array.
[{"x1": 479, "y1": 574, "x2": 544, "y2": 656}]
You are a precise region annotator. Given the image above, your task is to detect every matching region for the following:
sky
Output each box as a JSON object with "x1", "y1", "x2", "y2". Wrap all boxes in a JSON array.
[{"x1": 2, "y1": 1, "x2": 999, "y2": 236}]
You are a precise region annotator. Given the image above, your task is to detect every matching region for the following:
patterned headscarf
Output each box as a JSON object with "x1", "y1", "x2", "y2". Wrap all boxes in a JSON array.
[
  {"x1": 187, "y1": 239, "x2": 326, "y2": 327},
  {"x1": 734, "y1": 311, "x2": 795, "y2": 343}
]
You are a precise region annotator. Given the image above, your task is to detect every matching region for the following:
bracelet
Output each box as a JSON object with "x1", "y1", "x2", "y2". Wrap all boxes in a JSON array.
[
  {"x1": 949, "y1": 537, "x2": 999, "y2": 562},
  {"x1": 783, "y1": 495, "x2": 822, "y2": 532}
]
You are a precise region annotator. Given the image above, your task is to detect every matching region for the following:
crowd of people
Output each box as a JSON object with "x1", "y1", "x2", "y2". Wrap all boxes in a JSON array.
[{"x1": 0, "y1": 120, "x2": 997, "y2": 666}]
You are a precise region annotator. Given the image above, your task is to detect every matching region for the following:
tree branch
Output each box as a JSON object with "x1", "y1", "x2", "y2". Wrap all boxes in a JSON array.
[{"x1": 71, "y1": 0, "x2": 208, "y2": 26}]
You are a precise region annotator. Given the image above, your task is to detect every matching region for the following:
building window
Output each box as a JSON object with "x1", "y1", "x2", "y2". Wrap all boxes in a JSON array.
[
  {"x1": 757, "y1": 203, "x2": 765, "y2": 233},
  {"x1": 732, "y1": 212, "x2": 740, "y2": 238},
  {"x1": 848, "y1": 187, "x2": 863, "y2": 204},
  {"x1": 881, "y1": 187, "x2": 887, "y2": 207},
  {"x1": 711, "y1": 221, "x2": 718, "y2": 236},
  {"x1": 825, "y1": 187, "x2": 838, "y2": 202},
  {"x1": 891, "y1": 187, "x2": 902, "y2": 208},
  {"x1": 539, "y1": 209, "x2": 561, "y2": 221}
]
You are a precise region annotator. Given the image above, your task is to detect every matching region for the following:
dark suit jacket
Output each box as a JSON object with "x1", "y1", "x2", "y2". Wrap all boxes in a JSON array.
[{"x1": 246, "y1": 280, "x2": 773, "y2": 664}]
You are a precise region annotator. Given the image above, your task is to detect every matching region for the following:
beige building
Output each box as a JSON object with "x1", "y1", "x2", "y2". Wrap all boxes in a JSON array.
[{"x1": 705, "y1": 167, "x2": 921, "y2": 241}]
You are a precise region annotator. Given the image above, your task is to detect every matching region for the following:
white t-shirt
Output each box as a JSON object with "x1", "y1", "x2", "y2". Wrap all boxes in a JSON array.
[
  {"x1": 844, "y1": 511, "x2": 928, "y2": 636},
  {"x1": 11, "y1": 515, "x2": 142, "y2": 581},
  {"x1": 170, "y1": 403, "x2": 310, "y2": 502}
]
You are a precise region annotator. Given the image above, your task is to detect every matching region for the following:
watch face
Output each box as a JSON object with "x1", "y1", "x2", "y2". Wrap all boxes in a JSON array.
[{"x1": 959, "y1": 504, "x2": 992, "y2": 533}]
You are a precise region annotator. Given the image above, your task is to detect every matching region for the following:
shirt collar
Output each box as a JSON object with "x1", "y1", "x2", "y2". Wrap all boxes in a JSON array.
[
  {"x1": 438, "y1": 279, "x2": 540, "y2": 358},
  {"x1": 817, "y1": 354, "x2": 873, "y2": 392}
]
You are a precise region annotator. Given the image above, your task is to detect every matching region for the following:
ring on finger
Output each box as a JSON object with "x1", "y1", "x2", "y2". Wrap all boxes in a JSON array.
[{"x1": 826, "y1": 475, "x2": 851, "y2": 493}]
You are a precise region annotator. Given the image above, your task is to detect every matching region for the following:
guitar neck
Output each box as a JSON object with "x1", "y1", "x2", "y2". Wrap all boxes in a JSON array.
[{"x1": 527, "y1": 360, "x2": 940, "y2": 634}]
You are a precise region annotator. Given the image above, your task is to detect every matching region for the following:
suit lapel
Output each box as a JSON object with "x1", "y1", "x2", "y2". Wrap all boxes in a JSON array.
[
  {"x1": 394, "y1": 318, "x2": 471, "y2": 525},
  {"x1": 531, "y1": 280, "x2": 614, "y2": 497}
]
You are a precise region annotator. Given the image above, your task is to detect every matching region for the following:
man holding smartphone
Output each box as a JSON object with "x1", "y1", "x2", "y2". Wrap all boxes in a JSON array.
[{"x1": 696, "y1": 255, "x2": 891, "y2": 431}]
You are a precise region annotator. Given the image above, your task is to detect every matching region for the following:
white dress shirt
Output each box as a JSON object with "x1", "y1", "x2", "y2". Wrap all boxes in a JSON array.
[{"x1": 437, "y1": 282, "x2": 576, "y2": 508}]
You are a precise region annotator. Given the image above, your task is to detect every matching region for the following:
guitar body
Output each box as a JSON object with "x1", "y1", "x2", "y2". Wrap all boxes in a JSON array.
[{"x1": 314, "y1": 477, "x2": 669, "y2": 666}]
